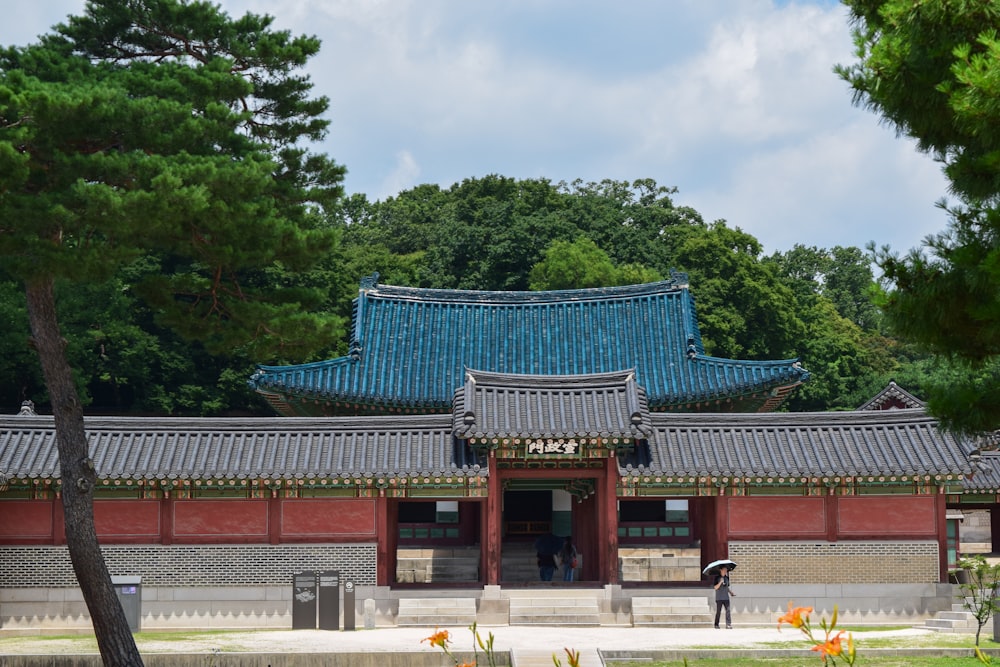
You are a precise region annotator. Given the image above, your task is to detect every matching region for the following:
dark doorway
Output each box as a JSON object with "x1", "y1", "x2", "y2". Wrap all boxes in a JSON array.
[{"x1": 504, "y1": 489, "x2": 552, "y2": 537}]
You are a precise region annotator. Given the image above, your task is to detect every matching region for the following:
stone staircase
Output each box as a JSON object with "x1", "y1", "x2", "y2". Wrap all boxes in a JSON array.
[
  {"x1": 395, "y1": 597, "x2": 479, "y2": 626},
  {"x1": 508, "y1": 590, "x2": 601, "y2": 626},
  {"x1": 511, "y1": 648, "x2": 602, "y2": 667},
  {"x1": 631, "y1": 595, "x2": 713, "y2": 626},
  {"x1": 924, "y1": 600, "x2": 979, "y2": 633}
]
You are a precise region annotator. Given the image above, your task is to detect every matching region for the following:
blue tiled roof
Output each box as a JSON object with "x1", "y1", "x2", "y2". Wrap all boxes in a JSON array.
[{"x1": 250, "y1": 274, "x2": 809, "y2": 414}]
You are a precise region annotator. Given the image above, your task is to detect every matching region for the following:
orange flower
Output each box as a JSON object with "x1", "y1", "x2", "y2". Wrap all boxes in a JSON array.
[
  {"x1": 455, "y1": 663, "x2": 476, "y2": 667},
  {"x1": 777, "y1": 601, "x2": 813, "y2": 630},
  {"x1": 811, "y1": 631, "x2": 846, "y2": 661},
  {"x1": 422, "y1": 628, "x2": 450, "y2": 648}
]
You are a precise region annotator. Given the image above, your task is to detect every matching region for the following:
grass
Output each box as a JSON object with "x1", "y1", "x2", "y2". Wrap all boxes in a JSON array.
[{"x1": 611, "y1": 659, "x2": 987, "y2": 667}]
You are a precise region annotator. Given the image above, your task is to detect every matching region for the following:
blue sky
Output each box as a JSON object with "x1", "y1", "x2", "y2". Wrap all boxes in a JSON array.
[{"x1": 3, "y1": 0, "x2": 951, "y2": 257}]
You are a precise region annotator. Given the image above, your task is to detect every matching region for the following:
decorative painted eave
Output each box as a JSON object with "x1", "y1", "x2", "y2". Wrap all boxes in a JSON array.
[
  {"x1": 857, "y1": 381, "x2": 926, "y2": 411},
  {"x1": 452, "y1": 368, "x2": 652, "y2": 440},
  {"x1": 618, "y1": 408, "x2": 971, "y2": 493},
  {"x1": 0, "y1": 414, "x2": 485, "y2": 492},
  {"x1": 250, "y1": 274, "x2": 809, "y2": 416}
]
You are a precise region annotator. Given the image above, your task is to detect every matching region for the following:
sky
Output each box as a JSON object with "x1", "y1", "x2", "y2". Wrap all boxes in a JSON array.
[{"x1": 2, "y1": 0, "x2": 955, "y2": 257}]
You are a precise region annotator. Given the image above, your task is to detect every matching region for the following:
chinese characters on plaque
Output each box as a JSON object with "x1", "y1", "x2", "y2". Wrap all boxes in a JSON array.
[{"x1": 526, "y1": 438, "x2": 580, "y2": 456}]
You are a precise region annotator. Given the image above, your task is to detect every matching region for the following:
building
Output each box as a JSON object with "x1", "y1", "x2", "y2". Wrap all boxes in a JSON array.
[{"x1": 0, "y1": 275, "x2": 976, "y2": 631}]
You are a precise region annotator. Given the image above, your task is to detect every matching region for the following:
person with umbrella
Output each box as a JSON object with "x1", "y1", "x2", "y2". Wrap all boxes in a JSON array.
[
  {"x1": 534, "y1": 533, "x2": 562, "y2": 582},
  {"x1": 704, "y1": 559, "x2": 737, "y2": 628}
]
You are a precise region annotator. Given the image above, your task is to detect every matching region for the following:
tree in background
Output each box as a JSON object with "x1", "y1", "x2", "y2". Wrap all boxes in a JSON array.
[
  {"x1": 837, "y1": 0, "x2": 1000, "y2": 434},
  {"x1": 0, "y1": 0, "x2": 344, "y2": 663},
  {"x1": 528, "y1": 236, "x2": 662, "y2": 290}
]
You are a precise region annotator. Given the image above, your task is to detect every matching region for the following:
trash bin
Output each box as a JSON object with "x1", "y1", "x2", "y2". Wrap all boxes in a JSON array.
[
  {"x1": 111, "y1": 576, "x2": 142, "y2": 632},
  {"x1": 292, "y1": 571, "x2": 317, "y2": 629}
]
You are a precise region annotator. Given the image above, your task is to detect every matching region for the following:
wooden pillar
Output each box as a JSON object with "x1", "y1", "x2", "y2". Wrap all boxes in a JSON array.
[
  {"x1": 268, "y1": 494, "x2": 281, "y2": 545},
  {"x1": 53, "y1": 495, "x2": 65, "y2": 546},
  {"x1": 160, "y1": 492, "x2": 174, "y2": 546},
  {"x1": 991, "y1": 504, "x2": 1000, "y2": 554},
  {"x1": 936, "y1": 491, "x2": 949, "y2": 583},
  {"x1": 376, "y1": 495, "x2": 397, "y2": 587},
  {"x1": 825, "y1": 494, "x2": 838, "y2": 543},
  {"x1": 483, "y1": 453, "x2": 502, "y2": 585},
  {"x1": 599, "y1": 457, "x2": 619, "y2": 584},
  {"x1": 714, "y1": 495, "x2": 729, "y2": 558}
]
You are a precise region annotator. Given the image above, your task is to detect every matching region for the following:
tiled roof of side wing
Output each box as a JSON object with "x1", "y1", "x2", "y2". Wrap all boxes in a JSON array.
[
  {"x1": 0, "y1": 415, "x2": 482, "y2": 481},
  {"x1": 251, "y1": 277, "x2": 808, "y2": 407},
  {"x1": 452, "y1": 368, "x2": 653, "y2": 440},
  {"x1": 625, "y1": 409, "x2": 971, "y2": 478}
]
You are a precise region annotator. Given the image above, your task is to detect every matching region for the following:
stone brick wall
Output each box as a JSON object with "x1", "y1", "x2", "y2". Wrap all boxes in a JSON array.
[
  {"x1": 0, "y1": 544, "x2": 377, "y2": 588},
  {"x1": 728, "y1": 541, "x2": 939, "y2": 584}
]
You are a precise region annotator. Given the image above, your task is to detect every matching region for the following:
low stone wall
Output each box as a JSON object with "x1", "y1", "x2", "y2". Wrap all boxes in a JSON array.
[
  {"x1": 0, "y1": 543, "x2": 383, "y2": 634},
  {"x1": 0, "y1": 582, "x2": 956, "y2": 634},
  {"x1": 618, "y1": 546, "x2": 701, "y2": 583},
  {"x1": 1, "y1": 584, "x2": 397, "y2": 634},
  {"x1": 723, "y1": 583, "x2": 955, "y2": 626}
]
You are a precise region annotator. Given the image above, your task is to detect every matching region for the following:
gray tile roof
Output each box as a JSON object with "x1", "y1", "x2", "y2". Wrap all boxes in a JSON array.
[
  {"x1": 622, "y1": 409, "x2": 972, "y2": 479},
  {"x1": 961, "y1": 446, "x2": 1000, "y2": 492},
  {"x1": 452, "y1": 369, "x2": 653, "y2": 440},
  {"x1": 0, "y1": 415, "x2": 483, "y2": 482},
  {"x1": 857, "y1": 381, "x2": 925, "y2": 411},
  {"x1": 0, "y1": 409, "x2": 972, "y2": 485}
]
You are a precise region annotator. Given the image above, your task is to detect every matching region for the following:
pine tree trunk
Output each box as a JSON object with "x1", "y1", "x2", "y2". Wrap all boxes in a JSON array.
[{"x1": 24, "y1": 278, "x2": 145, "y2": 667}]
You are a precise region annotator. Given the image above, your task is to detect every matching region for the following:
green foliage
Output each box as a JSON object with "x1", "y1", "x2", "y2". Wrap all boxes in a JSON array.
[
  {"x1": 838, "y1": 0, "x2": 1000, "y2": 434},
  {"x1": 956, "y1": 555, "x2": 1000, "y2": 650},
  {"x1": 0, "y1": 0, "x2": 346, "y2": 362},
  {"x1": 671, "y1": 222, "x2": 804, "y2": 359},
  {"x1": 528, "y1": 237, "x2": 661, "y2": 290}
]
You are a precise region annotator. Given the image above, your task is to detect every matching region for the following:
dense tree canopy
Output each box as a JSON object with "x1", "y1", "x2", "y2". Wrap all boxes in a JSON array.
[
  {"x1": 0, "y1": 1, "x2": 345, "y2": 663},
  {"x1": 838, "y1": 0, "x2": 1000, "y2": 435}
]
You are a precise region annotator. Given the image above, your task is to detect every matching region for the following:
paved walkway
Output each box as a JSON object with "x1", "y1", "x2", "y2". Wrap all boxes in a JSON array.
[{"x1": 0, "y1": 624, "x2": 937, "y2": 656}]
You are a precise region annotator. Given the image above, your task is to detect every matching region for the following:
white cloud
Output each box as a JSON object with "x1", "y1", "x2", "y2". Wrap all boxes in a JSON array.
[
  {"x1": 5, "y1": 0, "x2": 955, "y2": 255},
  {"x1": 378, "y1": 150, "x2": 422, "y2": 200}
]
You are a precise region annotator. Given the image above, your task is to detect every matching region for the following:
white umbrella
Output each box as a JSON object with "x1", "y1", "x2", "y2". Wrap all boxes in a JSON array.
[{"x1": 702, "y1": 559, "x2": 737, "y2": 577}]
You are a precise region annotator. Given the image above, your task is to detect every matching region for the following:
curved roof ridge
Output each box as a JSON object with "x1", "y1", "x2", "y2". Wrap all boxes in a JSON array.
[
  {"x1": 365, "y1": 275, "x2": 689, "y2": 305},
  {"x1": 0, "y1": 414, "x2": 455, "y2": 432},
  {"x1": 464, "y1": 367, "x2": 637, "y2": 388},
  {"x1": 649, "y1": 407, "x2": 939, "y2": 428}
]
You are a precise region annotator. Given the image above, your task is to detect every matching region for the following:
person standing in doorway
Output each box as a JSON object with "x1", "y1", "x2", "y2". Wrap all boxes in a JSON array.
[
  {"x1": 560, "y1": 537, "x2": 578, "y2": 582},
  {"x1": 713, "y1": 565, "x2": 735, "y2": 628}
]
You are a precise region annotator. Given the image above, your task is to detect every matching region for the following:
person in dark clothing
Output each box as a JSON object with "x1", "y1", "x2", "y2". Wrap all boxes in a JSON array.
[
  {"x1": 537, "y1": 551, "x2": 556, "y2": 581},
  {"x1": 713, "y1": 566, "x2": 735, "y2": 628}
]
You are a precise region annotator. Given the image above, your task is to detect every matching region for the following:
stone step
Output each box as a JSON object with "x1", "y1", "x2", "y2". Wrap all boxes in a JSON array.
[
  {"x1": 512, "y1": 648, "x2": 602, "y2": 667},
  {"x1": 508, "y1": 597, "x2": 600, "y2": 626},
  {"x1": 937, "y1": 611, "x2": 976, "y2": 621},
  {"x1": 395, "y1": 598, "x2": 478, "y2": 627},
  {"x1": 924, "y1": 610, "x2": 978, "y2": 633},
  {"x1": 631, "y1": 595, "x2": 713, "y2": 626}
]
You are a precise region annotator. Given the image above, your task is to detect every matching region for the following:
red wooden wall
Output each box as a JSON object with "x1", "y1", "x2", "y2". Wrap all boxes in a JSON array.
[{"x1": 0, "y1": 498, "x2": 377, "y2": 545}]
